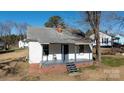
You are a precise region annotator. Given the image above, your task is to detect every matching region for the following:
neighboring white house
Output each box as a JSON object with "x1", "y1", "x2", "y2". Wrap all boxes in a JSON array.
[
  {"x1": 18, "y1": 39, "x2": 28, "y2": 48},
  {"x1": 27, "y1": 27, "x2": 93, "y2": 65},
  {"x1": 89, "y1": 31, "x2": 112, "y2": 47}
]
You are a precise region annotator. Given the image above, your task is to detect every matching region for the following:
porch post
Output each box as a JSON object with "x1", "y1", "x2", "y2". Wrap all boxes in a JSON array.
[
  {"x1": 47, "y1": 52, "x2": 48, "y2": 62},
  {"x1": 89, "y1": 52, "x2": 90, "y2": 61},
  {"x1": 61, "y1": 44, "x2": 63, "y2": 63},
  {"x1": 89, "y1": 44, "x2": 92, "y2": 61},
  {"x1": 40, "y1": 44, "x2": 43, "y2": 67},
  {"x1": 88, "y1": 44, "x2": 90, "y2": 61},
  {"x1": 47, "y1": 44, "x2": 49, "y2": 62},
  {"x1": 74, "y1": 44, "x2": 77, "y2": 62}
]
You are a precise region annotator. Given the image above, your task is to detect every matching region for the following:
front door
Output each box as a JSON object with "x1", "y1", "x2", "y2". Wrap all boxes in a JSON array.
[{"x1": 62, "y1": 44, "x2": 69, "y2": 63}]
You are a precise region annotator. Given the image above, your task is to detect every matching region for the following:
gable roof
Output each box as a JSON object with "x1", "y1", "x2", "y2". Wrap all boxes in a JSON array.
[
  {"x1": 116, "y1": 34, "x2": 124, "y2": 37},
  {"x1": 89, "y1": 30, "x2": 114, "y2": 37},
  {"x1": 100, "y1": 31, "x2": 114, "y2": 37},
  {"x1": 27, "y1": 27, "x2": 91, "y2": 44}
]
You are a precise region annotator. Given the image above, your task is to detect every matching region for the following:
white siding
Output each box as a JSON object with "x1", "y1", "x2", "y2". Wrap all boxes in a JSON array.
[
  {"x1": 76, "y1": 53, "x2": 92, "y2": 61},
  {"x1": 90, "y1": 32, "x2": 112, "y2": 46},
  {"x1": 29, "y1": 42, "x2": 42, "y2": 64}
]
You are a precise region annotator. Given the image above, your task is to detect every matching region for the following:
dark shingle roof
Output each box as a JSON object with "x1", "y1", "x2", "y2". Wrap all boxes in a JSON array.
[{"x1": 27, "y1": 27, "x2": 91, "y2": 44}]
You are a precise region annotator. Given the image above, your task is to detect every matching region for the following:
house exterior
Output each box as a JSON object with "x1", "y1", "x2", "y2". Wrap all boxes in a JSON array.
[
  {"x1": 27, "y1": 27, "x2": 93, "y2": 66},
  {"x1": 89, "y1": 31, "x2": 112, "y2": 47},
  {"x1": 18, "y1": 39, "x2": 28, "y2": 48},
  {"x1": 114, "y1": 34, "x2": 124, "y2": 45}
]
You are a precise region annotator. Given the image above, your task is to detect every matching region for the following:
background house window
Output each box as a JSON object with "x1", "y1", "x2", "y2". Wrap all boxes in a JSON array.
[
  {"x1": 43, "y1": 44, "x2": 49, "y2": 55},
  {"x1": 102, "y1": 38, "x2": 108, "y2": 44},
  {"x1": 106, "y1": 38, "x2": 108, "y2": 44},
  {"x1": 102, "y1": 38, "x2": 104, "y2": 43}
]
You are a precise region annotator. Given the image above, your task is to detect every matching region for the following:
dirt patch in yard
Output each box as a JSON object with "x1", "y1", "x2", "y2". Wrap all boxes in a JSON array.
[{"x1": 18, "y1": 64, "x2": 124, "y2": 81}]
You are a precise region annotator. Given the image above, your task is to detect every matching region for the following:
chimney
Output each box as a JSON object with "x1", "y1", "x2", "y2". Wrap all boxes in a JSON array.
[{"x1": 56, "y1": 25, "x2": 62, "y2": 33}]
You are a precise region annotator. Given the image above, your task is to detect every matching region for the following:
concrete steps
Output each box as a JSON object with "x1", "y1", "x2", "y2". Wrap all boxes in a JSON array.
[{"x1": 66, "y1": 62, "x2": 78, "y2": 73}]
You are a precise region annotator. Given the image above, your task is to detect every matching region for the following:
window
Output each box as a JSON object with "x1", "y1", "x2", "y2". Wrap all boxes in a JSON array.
[
  {"x1": 78, "y1": 45, "x2": 91, "y2": 53},
  {"x1": 102, "y1": 38, "x2": 104, "y2": 43},
  {"x1": 102, "y1": 38, "x2": 109, "y2": 44},
  {"x1": 79, "y1": 45, "x2": 84, "y2": 53},
  {"x1": 43, "y1": 44, "x2": 49, "y2": 55},
  {"x1": 106, "y1": 38, "x2": 108, "y2": 44}
]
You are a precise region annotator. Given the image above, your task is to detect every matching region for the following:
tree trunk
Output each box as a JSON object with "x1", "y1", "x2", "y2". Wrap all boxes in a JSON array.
[
  {"x1": 94, "y1": 28, "x2": 101, "y2": 65},
  {"x1": 111, "y1": 38, "x2": 114, "y2": 53},
  {"x1": 85, "y1": 11, "x2": 101, "y2": 66}
]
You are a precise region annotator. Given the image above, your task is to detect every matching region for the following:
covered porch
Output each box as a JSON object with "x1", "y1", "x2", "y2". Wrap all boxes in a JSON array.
[{"x1": 40, "y1": 43, "x2": 93, "y2": 66}]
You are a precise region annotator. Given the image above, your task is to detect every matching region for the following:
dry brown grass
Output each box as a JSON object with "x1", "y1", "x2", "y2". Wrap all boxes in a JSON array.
[
  {"x1": 0, "y1": 49, "x2": 28, "y2": 62},
  {"x1": 0, "y1": 49, "x2": 124, "y2": 80},
  {"x1": 1, "y1": 62, "x2": 124, "y2": 81}
]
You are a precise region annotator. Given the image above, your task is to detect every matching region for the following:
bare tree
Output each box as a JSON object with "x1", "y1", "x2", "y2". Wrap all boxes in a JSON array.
[
  {"x1": 1, "y1": 21, "x2": 15, "y2": 49},
  {"x1": 15, "y1": 22, "x2": 30, "y2": 39},
  {"x1": 0, "y1": 22, "x2": 4, "y2": 37},
  {"x1": 0, "y1": 21, "x2": 30, "y2": 50},
  {"x1": 85, "y1": 11, "x2": 101, "y2": 65}
]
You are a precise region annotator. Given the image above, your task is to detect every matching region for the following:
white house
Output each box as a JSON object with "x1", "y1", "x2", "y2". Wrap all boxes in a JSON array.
[
  {"x1": 18, "y1": 39, "x2": 28, "y2": 48},
  {"x1": 89, "y1": 31, "x2": 112, "y2": 47},
  {"x1": 27, "y1": 27, "x2": 93, "y2": 65}
]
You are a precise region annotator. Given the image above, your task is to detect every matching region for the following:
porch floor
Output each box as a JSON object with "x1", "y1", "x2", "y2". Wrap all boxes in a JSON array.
[{"x1": 42, "y1": 60, "x2": 93, "y2": 67}]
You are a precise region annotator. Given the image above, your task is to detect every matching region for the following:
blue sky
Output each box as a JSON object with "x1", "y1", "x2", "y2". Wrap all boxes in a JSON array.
[
  {"x1": 0, "y1": 11, "x2": 124, "y2": 34},
  {"x1": 0, "y1": 11, "x2": 81, "y2": 27}
]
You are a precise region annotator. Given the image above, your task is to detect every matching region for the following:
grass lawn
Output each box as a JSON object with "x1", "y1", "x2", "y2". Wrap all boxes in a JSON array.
[{"x1": 102, "y1": 55, "x2": 124, "y2": 67}]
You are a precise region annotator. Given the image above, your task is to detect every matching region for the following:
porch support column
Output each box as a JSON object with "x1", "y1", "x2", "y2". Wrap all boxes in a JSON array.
[
  {"x1": 89, "y1": 51, "x2": 90, "y2": 61},
  {"x1": 74, "y1": 44, "x2": 77, "y2": 62},
  {"x1": 46, "y1": 44, "x2": 49, "y2": 62},
  {"x1": 88, "y1": 44, "x2": 90, "y2": 61},
  {"x1": 40, "y1": 44, "x2": 43, "y2": 67},
  {"x1": 89, "y1": 44, "x2": 93, "y2": 61},
  {"x1": 47, "y1": 54, "x2": 48, "y2": 62}
]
